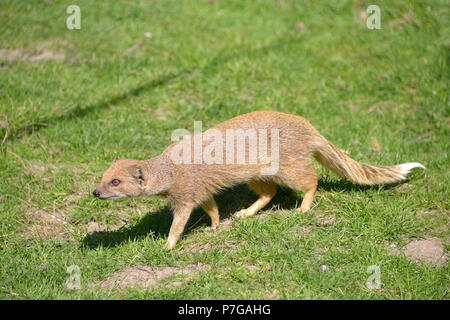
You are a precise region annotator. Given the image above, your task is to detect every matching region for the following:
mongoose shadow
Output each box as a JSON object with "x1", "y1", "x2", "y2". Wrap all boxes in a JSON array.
[
  {"x1": 81, "y1": 178, "x2": 396, "y2": 249},
  {"x1": 318, "y1": 177, "x2": 408, "y2": 192},
  {"x1": 81, "y1": 183, "x2": 301, "y2": 249}
]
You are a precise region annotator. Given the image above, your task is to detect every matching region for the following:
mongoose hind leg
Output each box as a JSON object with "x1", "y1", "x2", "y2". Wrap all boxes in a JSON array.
[
  {"x1": 276, "y1": 163, "x2": 318, "y2": 213},
  {"x1": 299, "y1": 184, "x2": 317, "y2": 213},
  {"x1": 236, "y1": 180, "x2": 277, "y2": 218},
  {"x1": 201, "y1": 196, "x2": 220, "y2": 229}
]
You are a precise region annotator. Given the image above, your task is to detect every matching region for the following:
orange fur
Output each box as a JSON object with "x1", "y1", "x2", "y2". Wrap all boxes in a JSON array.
[{"x1": 93, "y1": 111, "x2": 425, "y2": 248}]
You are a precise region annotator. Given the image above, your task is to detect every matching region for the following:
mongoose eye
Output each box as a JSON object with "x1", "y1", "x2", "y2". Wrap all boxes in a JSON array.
[{"x1": 111, "y1": 179, "x2": 120, "y2": 186}]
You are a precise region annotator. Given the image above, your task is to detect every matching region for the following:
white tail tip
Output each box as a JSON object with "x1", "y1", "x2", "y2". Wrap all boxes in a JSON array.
[{"x1": 397, "y1": 162, "x2": 426, "y2": 176}]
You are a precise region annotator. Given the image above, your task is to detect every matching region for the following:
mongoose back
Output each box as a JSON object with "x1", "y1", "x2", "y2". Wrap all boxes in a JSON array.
[{"x1": 93, "y1": 110, "x2": 425, "y2": 249}]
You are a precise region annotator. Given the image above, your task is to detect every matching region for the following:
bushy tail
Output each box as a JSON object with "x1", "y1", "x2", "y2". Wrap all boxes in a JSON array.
[{"x1": 313, "y1": 136, "x2": 425, "y2": 185}]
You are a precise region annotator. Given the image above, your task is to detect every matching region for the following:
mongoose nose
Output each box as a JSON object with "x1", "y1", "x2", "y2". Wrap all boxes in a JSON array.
[{"x1": 93, "y1": 189, "x2": 101, "y2": 197}]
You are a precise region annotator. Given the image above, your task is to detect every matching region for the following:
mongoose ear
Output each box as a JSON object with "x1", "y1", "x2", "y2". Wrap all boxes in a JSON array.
[
  {"x1": 134, "y1": 166, "x2": 144, "y2": 184},
  {"x1": 113, "y1": 156, "x2": 118, "y2": 162}
]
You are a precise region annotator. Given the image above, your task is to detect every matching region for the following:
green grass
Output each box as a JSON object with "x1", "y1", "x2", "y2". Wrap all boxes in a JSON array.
[{"x1": 0, "y1": 0, "x2": 449, "y2": 299}]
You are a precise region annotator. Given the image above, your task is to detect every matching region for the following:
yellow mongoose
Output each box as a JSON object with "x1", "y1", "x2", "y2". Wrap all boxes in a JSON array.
[{"x1": 93, "y1": 110, "x2": 425, "y2": 249}]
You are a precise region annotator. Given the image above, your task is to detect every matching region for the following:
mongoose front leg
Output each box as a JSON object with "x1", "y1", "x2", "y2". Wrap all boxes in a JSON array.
[
  {"x1": 201, "y1": 197, "x2": 220, "y2": 229},
  {"x1": 165, "y1": 205, "x2": 193, "y2": 249}
]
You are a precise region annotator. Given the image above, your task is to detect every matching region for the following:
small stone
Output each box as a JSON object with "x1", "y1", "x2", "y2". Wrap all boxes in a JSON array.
[{"x1": 318, "y1": 265, "x2": 328, "y2": 272}]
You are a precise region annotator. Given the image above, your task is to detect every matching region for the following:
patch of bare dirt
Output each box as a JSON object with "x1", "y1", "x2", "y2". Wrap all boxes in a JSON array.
[
  {"x1": 223, "y1": 263, "x2": 267, "y2": 273},
  {"x1": 25, "y1": 207, "x2": 69, "y2": 240},
  {"x1": 64, "y1": 192, "x2": 84, "y2": 205},
  {"x1": 267, "y1": 289, "x2": 281, "y2": 299},
  {"x1": 390, "y1": 237, "x2": 447, "y2": 266},
  {"x1": 23, "y1": 162, "x2": 56, "y2": 181},
  {"x1": 314, "y1": 214, "x2": 336, "y2": 226},
  {"x1": 244, "y1": 263, "x2": 258, "y2": 271},
  {"x1": 181, "y1": 240, "x2": 238, "y2": 254},
  {"x1": 23, "y1": 163, "x2": 48, "y2": 175},
  {"x1": 23, "y1": 162, "x2": 57, "y2": 182},
  {"x1": 417, "y1": 209, "x2": 449, "y2": 218},
  {"x1": 36, "y1": 39, "x2": 74, "y2": 50},
  {"x1": 0, "y1": 39, "x2": 72, "y2": 63},
  {"x1": 29, "y1": 49, "x2": 64, "y2": 62},
  {"x1": 0, "y1": 48, "x2": 28, "y2": 61},
  {"x1": 94, "y1": 263, "x2": 207, "y2": 289},
  {"x1": 181, "y1": 242, "x2": 213, "y2": 253},
  {"x1": 86, "y1": 221, "x2": 101, "y2": 233},
  {"x1": 292, "y1": 225, "x2": 312, "y2": 234},
  {"x1": 218, "y1": 218, "x2": 233, "y2": 230}
]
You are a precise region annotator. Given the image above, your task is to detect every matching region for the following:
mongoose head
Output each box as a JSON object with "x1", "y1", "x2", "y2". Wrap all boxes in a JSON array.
[{"x1": 93, "y1": 158, "x2": 145, "y2": 200}]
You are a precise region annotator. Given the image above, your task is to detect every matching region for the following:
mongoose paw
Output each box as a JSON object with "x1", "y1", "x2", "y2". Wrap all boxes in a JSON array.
[
  {"x1": 164, "y1": 241, "x2": 175, "y2": 250},
  {"x1": 201, "y1": 225, "x2": 218, "y2": 232},
  {"x1": 235, "y1": 209, "x2": 249, "y2": 219}
]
